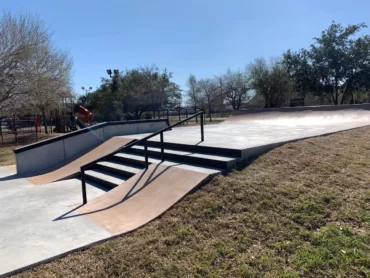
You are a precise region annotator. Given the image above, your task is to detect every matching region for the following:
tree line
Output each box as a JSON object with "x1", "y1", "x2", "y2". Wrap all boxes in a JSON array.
[
  {"x1": 2, "y1": 12, "x2": 369, "y2": 127},
  {"x1": 0, "y1": 12, "x2": 73, "y2": 124},
  {"x1": 78, "y1": 66, "x2": 182, "y2": 121},
  {"x1": 186, "y1": 21, "x2": 370, "y2": 111}
]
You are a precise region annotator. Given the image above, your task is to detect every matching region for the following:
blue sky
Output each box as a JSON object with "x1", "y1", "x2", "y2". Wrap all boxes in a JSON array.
[{"x1": 3, "y1": 0, "x2": 370, "y2": 98}]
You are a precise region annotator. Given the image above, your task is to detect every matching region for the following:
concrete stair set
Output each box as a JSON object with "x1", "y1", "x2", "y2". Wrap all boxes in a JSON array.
[{"x1": 83, "y1": 140, "x2": 241, "y2": 191}]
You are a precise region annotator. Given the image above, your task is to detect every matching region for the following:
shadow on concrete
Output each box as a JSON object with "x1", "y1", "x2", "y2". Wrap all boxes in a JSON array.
[
  {"x1": 53, "y1": 163, "x2": 172, "y2": 221},
  {"x1": 0, "y1": 174, "x2": 23, "y2": 182}
]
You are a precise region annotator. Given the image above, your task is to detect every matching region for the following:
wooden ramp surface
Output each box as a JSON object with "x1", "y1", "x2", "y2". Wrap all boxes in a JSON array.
[
  {"x1": 27, "y1": 137, "x2": 132, "y2": 185},
  {"x1": 76, "y1": 164, "x2": 209, "y2": 235}
]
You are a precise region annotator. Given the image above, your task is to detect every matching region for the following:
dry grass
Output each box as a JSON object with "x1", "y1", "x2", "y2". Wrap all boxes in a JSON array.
[
  {"x1": 0, "y1": 133, "x2": 60, "y2": 166},
  {"x1": 13, "y1": 127, "x2": 370, "y2": 277},
  {"x1": 0, "y1": 146, "x2": 15, "y2": 166}
]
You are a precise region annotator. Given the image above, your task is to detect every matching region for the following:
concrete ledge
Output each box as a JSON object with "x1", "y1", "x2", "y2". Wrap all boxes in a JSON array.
[
  {"x1": 15, "y1": 119, "x2": 169, "y2": 175},
  {"x1": 231, "y1": 103, "x2": 370, "y2": 116}
]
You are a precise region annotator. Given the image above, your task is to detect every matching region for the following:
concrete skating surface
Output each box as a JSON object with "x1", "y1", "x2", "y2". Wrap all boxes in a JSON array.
[
  {"x1": 0, "y1": 167, "x2": 110, "y2": 276},
  {"x1": 0, "y1": 164, "x2": 209, "y2": 276},
  {"x1": 124, "y1": 106, "x2": 370, "y2": 151}
]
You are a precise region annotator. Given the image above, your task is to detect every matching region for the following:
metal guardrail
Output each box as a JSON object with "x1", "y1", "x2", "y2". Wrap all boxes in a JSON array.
[{"x1": 80, "y1": 111, "x2": 205, "y2": 204}]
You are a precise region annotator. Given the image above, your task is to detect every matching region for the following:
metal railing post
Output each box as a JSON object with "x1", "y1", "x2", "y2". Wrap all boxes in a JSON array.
[
  {"x1": 160, "y1": 132, "x2": 164, "y2": 162},
  {"x1": 81, "y1": 167, "x2": 87, "y2": 204},
  {"x1": 200, "y1": 112, "x2": 204, "y2": 142},
  {"x1": 144, "y1": 139, "x2": 149, "y2": 169}
]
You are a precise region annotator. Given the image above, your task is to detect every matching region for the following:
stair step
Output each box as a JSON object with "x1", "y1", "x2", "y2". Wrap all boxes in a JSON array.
[
  {"x1": 84, "y1": 179, "x2": 110, "y2": 193},
  {"x1": 95, "y1": 161, "x2": 143, "y2": 178},
  {"x1": 143, "y1": 141, "x2": 242, "y2": 158},
  {"x1": 114, "y1": 153, "x2": 222, "y2": 175},
  {"x1": 125, "y1": 145, "x2": 236, "y2": 169},
  {"x1": 85, "y1": 169, "x2": 127, "y2": 189},
  {"x1": 111, "y1": 152, "x2": 152, "y2": 167}
]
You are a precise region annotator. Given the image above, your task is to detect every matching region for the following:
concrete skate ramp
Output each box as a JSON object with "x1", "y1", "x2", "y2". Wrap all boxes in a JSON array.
[
  {"x1": 225, "y1": 104, "x2": 370, "y2": 126},
  {"x1": 75, "y1": 164, "x2": 209, "y2": 235},
  {"x1": 27, "y1": 137, "x2": 133, "y2": 185}
]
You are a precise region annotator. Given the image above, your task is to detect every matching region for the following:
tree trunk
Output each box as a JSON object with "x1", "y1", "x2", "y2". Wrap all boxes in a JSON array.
[
  {"x1": 264, "y1": 95, "x2": 268, "y2": 108},
  {"x1": 42, "y1": 109, "x2": 48, "y2": 134}
]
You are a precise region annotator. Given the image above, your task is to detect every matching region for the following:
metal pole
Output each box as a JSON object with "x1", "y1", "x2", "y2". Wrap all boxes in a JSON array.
[
  {"x1": 144, "y1": 139, "x2": 149, "y2": 169},
  {"x1": 200, "y1": 112, "x2": 204, "y2": 142},
  {"x1": 160, "y1": 132, "x2": 164, "y2": 162},
  {"x1": 81, "y1": 168, "x2": 87, "y2": 204},
  {"x1": 195, "y1": 107, "x2": 198, "y2": 124},
  {"x1": 186, "y1": 109, "x2": 188, "y2": 124},
  {"x1": 178, "y1": 109, "x2": 180, "y2": 122},
  {"x1": 13, "y1": 114, "x2": 17, "y2": 146},
  {"x1": 0, "y1": 118, "x2": 3, "y2": 144},
  {"x1": 167, "y1": 109, "x2": 169, "y2": 119},
  {"x1": 35, "y1": 116, "x2": 38, "y2": 142}
]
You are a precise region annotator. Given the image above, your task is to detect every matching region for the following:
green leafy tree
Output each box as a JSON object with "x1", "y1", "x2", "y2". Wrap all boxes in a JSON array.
[
  {"x1": 282, "y1": 49, "x2": 318, "y2": 99},
  {"x1": 285, "y1": 22, "x2": 370, "y2": 105},
  {"x1": 91, "y1": 66, "x2": 181, "y2": 120},
  {"x1": 249, "y1": 58, "x2": 293, "y2": 108}
]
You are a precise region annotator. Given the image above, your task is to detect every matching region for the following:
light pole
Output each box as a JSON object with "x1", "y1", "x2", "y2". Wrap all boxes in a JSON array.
[
  {"x1": 106, "y1": 69, "x2": 119, "y2": 78},
  {"x1": 106, "y1": 69, "x2": 121, "y2": 120},
  {"x1": 81, "y1": 86, "x2": 92, "y2": 96}
]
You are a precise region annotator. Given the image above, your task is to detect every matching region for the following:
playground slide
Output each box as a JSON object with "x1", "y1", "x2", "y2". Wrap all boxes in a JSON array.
[
  {"x1": 76, "y1": 118, "x2": 85, "y2": 129},
  {"x1": 76, "y1": 105, "x2": 93, "y2": 123}
]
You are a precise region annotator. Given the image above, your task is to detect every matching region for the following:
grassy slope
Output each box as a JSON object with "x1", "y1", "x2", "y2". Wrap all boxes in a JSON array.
[{"x1": 14, "y1": 127, "x2": 370, "y2": 277}]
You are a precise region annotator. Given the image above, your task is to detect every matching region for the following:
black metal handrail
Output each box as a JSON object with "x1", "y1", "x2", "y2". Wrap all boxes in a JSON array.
[{"x1": 80, "y1": 111, "x2": 204, "y2": 204}]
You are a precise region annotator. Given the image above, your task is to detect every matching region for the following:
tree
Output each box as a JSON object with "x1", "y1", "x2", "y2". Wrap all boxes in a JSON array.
[
  {"x1": 0, "y1": 12, "x2": 50, "y2": 109},
  {"x1": 77, "y1": 92, "x2": 99, "y2": 112},
  {"x1": 93, "y1": 66, "x2": 181, "y2": 120},
  {"x1": 215, "y1": 75, "x2": 226, "y2": 114},
  {"x1": 311, "y1": 22, "x2": 370, "y2": 104},
  {"x1": 286, "y1": 22, "x2": 370, "y2": 105},
  {"x1": 198, "y1": 78, "x2": 218, "y2": 116},
  {"x1": 282, "y1": 49, "x2": 318, "y2": 99},
  {"x1": 249, "y1": 58, "x2": 293, "y2": 108},
  {"x1": 223, "y1": 69, "x2": 251, "y2": 110},
  {"x1": 185, "y1": 74, "x2": 200, "y2": 110},
  {"x1": 26, "y1": 45, "x2": 73, "y2": 132}
]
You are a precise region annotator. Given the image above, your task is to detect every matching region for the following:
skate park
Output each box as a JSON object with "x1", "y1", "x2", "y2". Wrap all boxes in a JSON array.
[{"x1": 0, "y1": 103, "x2": 370, "y2": 276}]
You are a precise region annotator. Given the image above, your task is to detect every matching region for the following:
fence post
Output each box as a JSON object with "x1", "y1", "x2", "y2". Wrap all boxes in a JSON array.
[
  {"x1": 13, "y1": 114, "x2": 17, "y2": 145},
  {"x1": 200, "y1": 112, "x2": 204, "y2": 142},
  {"x1": 35, "y1": 116, "x2": 38, "y2": 142},
  {"x1": 0, "y1": 119, "x2": 3, "y2": 144}
]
